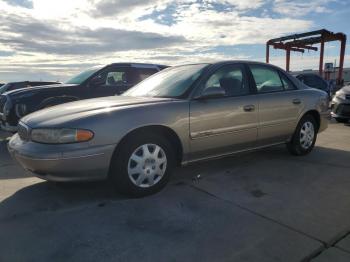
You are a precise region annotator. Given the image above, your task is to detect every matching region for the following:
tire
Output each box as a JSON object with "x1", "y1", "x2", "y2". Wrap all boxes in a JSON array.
[
  {"x1": 287, "y1": 115, "x2": 318, "y2": 156},
  {"x1": 109, "y1": 132, "x2": 175, "y2": 197},
  {"x1": 335, "y1": 118, "x2": 348, "y2": 123}
]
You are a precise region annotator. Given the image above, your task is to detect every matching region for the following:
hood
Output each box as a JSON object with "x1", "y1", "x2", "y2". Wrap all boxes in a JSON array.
[
  {"x1": 339, "y1": 85, "x2": 350, "y2": 94},
  {"x1": 22, "y1": 95, "x2": 173, "y2": 128},
  {"x1": 3, "y1": 83, "x2": 77, "y2": 97}
]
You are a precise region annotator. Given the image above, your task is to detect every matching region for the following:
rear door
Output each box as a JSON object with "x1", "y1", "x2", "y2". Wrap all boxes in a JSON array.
[
  {"x1": 189, "y1": 63, "x2": 258, "y2": 161},
  {"x1": 248, "y1": 64, "x2": 302, "y2": 145}
]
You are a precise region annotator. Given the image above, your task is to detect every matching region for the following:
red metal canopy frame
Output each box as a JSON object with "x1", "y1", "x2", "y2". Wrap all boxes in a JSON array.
[{"x1": 266, "y1": 29, "x2": 347, "y2": 84}]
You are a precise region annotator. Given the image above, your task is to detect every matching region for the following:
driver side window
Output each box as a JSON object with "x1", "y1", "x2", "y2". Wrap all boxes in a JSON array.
[
  {"x1": 105, "y1": 70, "x2": 127, "y2": 86},
  {"x1": 203, "y1": 65, "x2": 248, "y2": 97}
]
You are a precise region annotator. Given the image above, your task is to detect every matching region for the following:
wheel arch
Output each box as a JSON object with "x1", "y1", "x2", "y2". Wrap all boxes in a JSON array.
[
  {"x1": 301, "y1": 110, "x2": 321, "y2": 131},
  {"x1": 112, "y1": 125, "x2": 184, "y2": 167}
]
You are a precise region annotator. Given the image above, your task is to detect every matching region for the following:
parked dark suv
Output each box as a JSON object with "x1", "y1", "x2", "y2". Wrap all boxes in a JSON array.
[
  {"x1": 0, "y1": 63, "x2": 167, "y2": 132},
  {"x1": 0, "y1": 81, "x2": 59, "y2": 95},
  {"x1": 295, "y1": 73, "x2": 332, "y2": 96}
]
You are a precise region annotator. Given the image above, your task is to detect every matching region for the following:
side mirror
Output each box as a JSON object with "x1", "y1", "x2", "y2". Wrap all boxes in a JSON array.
[
  {"x1": 89, "y1": 75, "x2": 105, "y2": 87},
  {"x1": 198, "y1": 87, "x2": 226, "y2": 99}
]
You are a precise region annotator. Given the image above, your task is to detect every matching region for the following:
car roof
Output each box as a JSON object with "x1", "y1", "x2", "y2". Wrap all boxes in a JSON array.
[
  {"x1": 108, "y1": 63, "x2": 169, "y2": 69},
  {"x1": 171, "y1": 60, "x2": 287, "y2": 71},
  {"x1": 6, "y1": 81, "x2": 58, "y2": 84},
  {"x1": 296, "y1": 73, "x2": 322, "y2": 77}
]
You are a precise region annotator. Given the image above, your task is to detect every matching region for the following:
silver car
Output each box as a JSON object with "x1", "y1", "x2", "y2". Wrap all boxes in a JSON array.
[
  {"x1": 331, "y1": 85, "x2": 350, "y2": 123},
  {"x1": 8, "y1": 61, "x2": 330, "y2": 196}
]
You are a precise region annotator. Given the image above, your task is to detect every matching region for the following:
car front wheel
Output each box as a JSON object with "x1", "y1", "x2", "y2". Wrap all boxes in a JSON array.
[
  {"x1": 287, "y1": 115, "x2": 317, "y2": 156},
  {"x1": 110, "y1": 132, "x2": 175, "y2": 197}
]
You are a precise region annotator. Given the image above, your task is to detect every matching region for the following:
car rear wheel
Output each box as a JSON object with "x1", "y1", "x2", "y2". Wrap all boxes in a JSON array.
[
  {"x1": 109, "y1": 132, "x2": 175, "y2": 197},
  {"x1": 287, "y1": 115, "x2": 317, "y2": 156}
]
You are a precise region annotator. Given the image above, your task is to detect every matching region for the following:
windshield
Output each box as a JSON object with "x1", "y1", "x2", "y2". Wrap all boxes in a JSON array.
[
  {"x1": 0, "y1": 83, "x2": 10, "y2": 94},
  {"x1": 65, "y1": 68, "x2": 101, "y2": 85},
  {"x1": 123, "y1": 64, "x2": 208, "y2": 98}
]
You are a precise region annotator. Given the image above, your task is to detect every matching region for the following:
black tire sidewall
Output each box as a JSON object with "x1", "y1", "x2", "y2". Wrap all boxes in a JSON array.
[{"x1": 110, "y1": 132, "x2": 175, "y2": 197}]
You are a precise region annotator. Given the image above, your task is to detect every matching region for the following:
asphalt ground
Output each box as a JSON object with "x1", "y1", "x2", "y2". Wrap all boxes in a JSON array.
[{"x1": 0, "y1": 120, "x2": 350, "y2": 262}]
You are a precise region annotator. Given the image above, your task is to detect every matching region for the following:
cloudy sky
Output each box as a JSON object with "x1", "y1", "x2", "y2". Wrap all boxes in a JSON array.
[{"x1": 0, "y1": 0, "x2": 349, "y2": 82}]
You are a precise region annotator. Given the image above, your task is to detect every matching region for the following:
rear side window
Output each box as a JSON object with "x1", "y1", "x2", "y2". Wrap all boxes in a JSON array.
[
  {"x1": 280, "y1": 73, "x2": 296, "y2": 90},
  {"x1": 249, "y1": 65, "x2": 284, "y2": 93}
]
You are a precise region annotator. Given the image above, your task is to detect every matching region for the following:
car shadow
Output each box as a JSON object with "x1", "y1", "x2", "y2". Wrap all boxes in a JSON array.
[
  {"x1": 1, "y1": 142, "x2": 349, "y2": 222},
  {"x1": 0, "y1": 140, "x2": 12, "y2": 163},
  {"x1": 0, "y1": 140, "x2": 35, "y2": 180},
  {"x1": 0, "y1": 180, "x2": 128, "y2": 221},
  {"x1": 175, "y1": 143, "x2": 350, "y2": 182}
]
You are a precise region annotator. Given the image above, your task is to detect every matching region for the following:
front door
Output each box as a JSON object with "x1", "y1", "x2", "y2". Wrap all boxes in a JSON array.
[{"x1": 189, "y1": 64, "x2": 258, "y2": 161}]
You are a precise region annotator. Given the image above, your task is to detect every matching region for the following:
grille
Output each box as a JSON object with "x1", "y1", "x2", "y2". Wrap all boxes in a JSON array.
[
  {"x1": 18, "y1": 122, "x2": 30, "y2": 141},
  {"x1": 337, "y1": 104, "x2": 350, "y2": 117},
  {"x1": 345, "y1": 94, "x2": 350, "y2": 100},
  {"x1": 0, "y1": 95, "x2": 6, "y2": 114}
]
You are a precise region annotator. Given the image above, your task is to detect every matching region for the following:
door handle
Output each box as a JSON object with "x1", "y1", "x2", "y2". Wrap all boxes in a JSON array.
[
  {"x1": 292, "y1": 99, "x2": 301, "y2": 105},
  {"x1": 243, "y1": 105, "x2": 255, "y2": 112}
]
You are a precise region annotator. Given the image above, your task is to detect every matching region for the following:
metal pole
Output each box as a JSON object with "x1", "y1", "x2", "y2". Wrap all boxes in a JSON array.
[
  {"x1": 286, "y1": 48, "x2": 290, "y2": 72},
  {"x1": 338, "y1": 36, "x2": 346, "y2": 85},
  {"x1": 319, "y1": 40, "x2": 324, "y2": 78},
  {"x1": 266, "y1": 43, "x2": 270, "y2": 63}
]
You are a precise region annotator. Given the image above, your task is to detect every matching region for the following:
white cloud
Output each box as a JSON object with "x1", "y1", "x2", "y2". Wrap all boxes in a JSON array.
[
  {"x1": 0, "y1": 0, "x2": 345, "y2": 82},
  {"x1": 206, "y1": 0, "x2": 265, "y2": 10},
  {"x1": 273, "y1": 0, "x2": 336, "y2": 17}
]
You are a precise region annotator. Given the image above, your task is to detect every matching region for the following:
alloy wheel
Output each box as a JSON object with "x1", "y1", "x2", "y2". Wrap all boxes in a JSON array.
[{"x1": 300, "y1": 121, "x2": 315, "y2": 150}]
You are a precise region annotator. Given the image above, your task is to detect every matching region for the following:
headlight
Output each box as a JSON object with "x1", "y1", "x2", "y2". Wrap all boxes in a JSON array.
[
  {"x1": 15, "y1": 104, "x2": 27, "y2": 118},
  {"x1": 31, "y1": 128, "x2": 94, "y2": 144},
  {"x1": 335, "y1": 92, "x2": 346, "y2": 100}
]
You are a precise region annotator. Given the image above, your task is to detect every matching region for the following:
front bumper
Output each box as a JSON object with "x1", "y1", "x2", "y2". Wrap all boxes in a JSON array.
[
  {"x1": 331, "y1": 97, "x2": 350, "y2": 119},
  {"x1": 8, "y1": 134, "x2": 116, "y2": 182}
]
